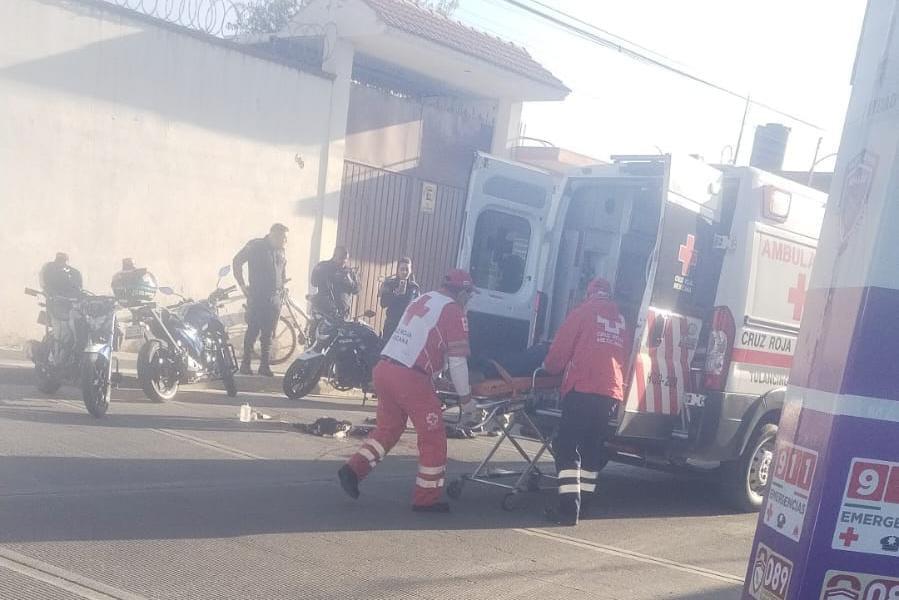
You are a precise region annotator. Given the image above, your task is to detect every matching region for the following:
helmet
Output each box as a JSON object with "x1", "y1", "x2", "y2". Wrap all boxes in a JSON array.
[
  {"x1": 112, "y1": 267, "x2": 158, "y2": 307},
  {"x1": 443, "y1": 269, "x2": 475, "y2": 292},
  {"x1": 587, "y1": 277, "x2": 612, "y2": 299}
]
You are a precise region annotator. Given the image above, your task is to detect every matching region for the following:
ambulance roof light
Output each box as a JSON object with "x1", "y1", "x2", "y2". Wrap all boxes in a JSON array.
[{"x1": 763, "y1": 186, "x2": 791, "y2": 223}]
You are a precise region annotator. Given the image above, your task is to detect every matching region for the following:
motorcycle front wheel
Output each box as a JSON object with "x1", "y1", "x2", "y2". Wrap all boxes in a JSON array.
[
  {"x1": 218, "y1": 347, "x2": 237, "y2": 397},
  {"x1": 283, "y1": 359, "x2": 321, "y2": 400},
  {"x1": 137, "y1": 340, "x2": 179, "y2": 402},
  {"x1": 33, "y1": 338, "x2": 62, "y2": 394},
  {"x1": 80, "y1": 354, "x2": 110, "y2": 418}
]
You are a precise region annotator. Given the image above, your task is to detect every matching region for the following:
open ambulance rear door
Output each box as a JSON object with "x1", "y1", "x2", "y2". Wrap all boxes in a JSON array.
[
  {"x1": 457, "y1": 152, "x2": 556, "y2": 359},
  {"x1": 616, "y1": 155, "x2": 733, "y2": 441}
]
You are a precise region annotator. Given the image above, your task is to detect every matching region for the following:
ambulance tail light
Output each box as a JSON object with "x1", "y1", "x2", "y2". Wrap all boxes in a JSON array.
[{"x1": 704, "y1": 306, "x2": 736, "y2": 391}]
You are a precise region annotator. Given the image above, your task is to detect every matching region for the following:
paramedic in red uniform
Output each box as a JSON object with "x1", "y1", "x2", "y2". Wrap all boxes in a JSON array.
[
  {"x1": 542, "y1": 277, "x2": 629, "y2": 525},
  {"x1": 338, "y1": 269, "x2": 475, "y2": 512}
]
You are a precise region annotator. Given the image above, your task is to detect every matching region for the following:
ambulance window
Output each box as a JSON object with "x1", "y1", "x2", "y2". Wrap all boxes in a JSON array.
[
  {"x1": 469, "y1": 210, "x2": 530, "y2": 293},
  {"x1": 484, "y1": 176, "x2": 547, "y2": 208}
]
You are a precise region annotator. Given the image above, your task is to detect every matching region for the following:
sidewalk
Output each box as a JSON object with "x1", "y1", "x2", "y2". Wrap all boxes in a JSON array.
[{"x1": 0, "y1": 346, "x2": 361, "y2": 399}]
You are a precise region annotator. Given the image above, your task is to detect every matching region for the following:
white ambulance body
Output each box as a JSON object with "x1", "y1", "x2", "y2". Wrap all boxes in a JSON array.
[{"x1": 457, "y1": 152, "x2": 826, "y2": 510}]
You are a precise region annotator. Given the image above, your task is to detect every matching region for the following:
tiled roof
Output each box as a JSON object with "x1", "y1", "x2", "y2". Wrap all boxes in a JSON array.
[{"x1": 361, "y1": 0, "x2": 568, "y2": 91}]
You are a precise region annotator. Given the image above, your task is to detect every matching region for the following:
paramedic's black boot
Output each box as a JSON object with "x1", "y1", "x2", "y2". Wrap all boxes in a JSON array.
[
  {"x1": 544, "y1": 505, "x2": 577, "y2": 526},
  {"x1": 338, "y1": 465, "x2": 360, "y2": 499},
  {"x1": 239, "y1": 359, "x2": 253, "y2": 376},
  {"x1": 412, "y1": 502, "x2": 450, "y2": 513},
  {"x1": 257, "y1": 363, "x2": 274, "y2": 377}
]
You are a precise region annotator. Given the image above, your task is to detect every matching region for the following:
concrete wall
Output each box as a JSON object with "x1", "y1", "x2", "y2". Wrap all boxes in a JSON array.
[
  {"x1": 345, "y1": 84, "x2": 494, "y2": 187},
  {"x1": 0, "y1": 0, "x2": 337, "y2": 345}
]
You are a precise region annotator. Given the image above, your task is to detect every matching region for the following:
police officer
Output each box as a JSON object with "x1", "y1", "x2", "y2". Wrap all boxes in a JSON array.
[
  {"x1": 542, "y1": 277, "x2": 629, "y2": 525},
  {"x1": 378, "y1": 257, "x2": 420, "y2": 342},
  {"x1": 233, "y1": 223, "x2": 288, "y2": 377},
  {"x1": 39, "y1": 252, "x2": 83, "y2": 298},
  {"x1": 310, "y1": 246, "x2": 359, "y2": 320}
]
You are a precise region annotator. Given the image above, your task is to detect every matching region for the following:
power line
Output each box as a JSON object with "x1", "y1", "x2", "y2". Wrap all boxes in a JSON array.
[
  {"x1": 526, "y1": 0, "x2": 690, "y2": 69},
  {"x1": 493, "y1": 0, "x2": 824, "y2": 131}
]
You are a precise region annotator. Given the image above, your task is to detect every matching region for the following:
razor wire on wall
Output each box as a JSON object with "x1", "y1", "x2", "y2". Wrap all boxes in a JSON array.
[{"x1": 101, "y1": 0, "x2": 332, "y2": 50}]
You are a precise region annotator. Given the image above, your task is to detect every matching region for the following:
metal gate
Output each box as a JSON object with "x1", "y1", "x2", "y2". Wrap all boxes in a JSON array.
[{"x1": 336, "y1": 160, "x2": 467, "y2": 334}]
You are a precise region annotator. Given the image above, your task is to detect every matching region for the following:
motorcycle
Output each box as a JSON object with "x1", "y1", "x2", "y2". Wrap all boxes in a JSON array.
[
  {"x1": 24, "y1": 287, "x2": 120, "y2": 418},
  {"x1": 130, "y1": 266, "x2": 239, "y2": 402},
  {"x1": 282, "y1": 309, "x2": 380, "y2": 400}
]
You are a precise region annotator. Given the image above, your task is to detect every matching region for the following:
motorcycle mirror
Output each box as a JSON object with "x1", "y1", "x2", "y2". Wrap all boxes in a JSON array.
[
  {"x1": 218, "y1": 265, "x2": 231, "y2": 278},
  {"x1": 24, "y1": 287, "x2": 38, "y2": 297},
  {"x1": 363, "y1": 310, "x2": 376, "y2": 318},
  {"x1": 159, "y1": 287, "x2": 175, "y2": 295}
]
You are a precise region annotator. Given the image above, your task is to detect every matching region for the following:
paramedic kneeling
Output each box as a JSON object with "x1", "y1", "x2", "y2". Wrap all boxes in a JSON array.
[
  {"x1": 338, "y1": 269, "x2": 475, "y2": 513},
  {"x1": 542, "y1": 277, "x2": 629, "y2": 525}
]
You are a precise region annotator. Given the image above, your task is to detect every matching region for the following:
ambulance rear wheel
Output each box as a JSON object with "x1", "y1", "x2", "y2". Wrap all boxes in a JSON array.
[{"x1": 722, "y1": 422, "x2": 778, "y2": 513}]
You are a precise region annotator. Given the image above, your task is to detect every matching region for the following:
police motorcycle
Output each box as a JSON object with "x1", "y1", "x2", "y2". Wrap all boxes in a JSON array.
[
  {"x1": 25, "y1": 280, "x2": 120, "y2": 419},
  {"x1": 119, "y1": 266, "x2": 239, "y2": 402},
  {"x1": 282, "y1": 308, "x2": 380, "y2": 400}
]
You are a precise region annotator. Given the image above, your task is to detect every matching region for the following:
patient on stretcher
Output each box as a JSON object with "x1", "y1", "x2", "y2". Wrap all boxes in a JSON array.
[{"x1": 452, "y1": 342, "x2": 561, "y2": 398}]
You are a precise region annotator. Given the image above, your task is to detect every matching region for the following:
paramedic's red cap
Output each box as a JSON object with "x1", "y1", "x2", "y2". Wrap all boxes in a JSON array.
[
  {"x1": 587, "y1": 277, "x2": 612, "y2": 299},
  {"x1": 443, "y1": 269, "x2": 475, "y2": 292}
]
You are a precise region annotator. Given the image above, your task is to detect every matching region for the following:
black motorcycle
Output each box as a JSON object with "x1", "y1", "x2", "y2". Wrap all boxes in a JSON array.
[
  {"x1": 131, "y1": 267, "x2": 239, "y2": 402},
  {"x1": 25, "y1": 287, "x2": 120, "y2": 418},
  {"x1": 282, "y1": 309, "x2": 380, "y2": 400}
]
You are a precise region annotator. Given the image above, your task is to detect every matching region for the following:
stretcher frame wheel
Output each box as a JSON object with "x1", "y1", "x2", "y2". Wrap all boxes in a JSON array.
[
  {"x1": 446, "y1": 479, "x2": 464, "y2": 500},
  {"x1": 502, "y1": 492, "x2": 523, "y2": 511}
]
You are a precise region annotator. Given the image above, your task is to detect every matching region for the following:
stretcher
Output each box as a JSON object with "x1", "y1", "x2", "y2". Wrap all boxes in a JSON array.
[{"x1": 440, "y1": 364, "x2": 564, "y2": 510}]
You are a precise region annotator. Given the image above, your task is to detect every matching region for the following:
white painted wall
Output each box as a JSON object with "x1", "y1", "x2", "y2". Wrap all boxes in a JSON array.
[{"x1": 0, "y1": 0, "x2": 337, "y2": 345}]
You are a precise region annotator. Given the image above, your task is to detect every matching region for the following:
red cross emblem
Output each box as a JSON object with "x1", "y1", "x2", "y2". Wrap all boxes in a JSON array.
[
  {"x1": 402, "y1": 297, "x2": 431, "y2": 326},
  {"x1": 678, "y1": 234, "x2": 697, "y2": 277},
  {"x1": 788, "y1": 273, "x2": 807, "y2": 321},
  {"x1": 838, "y1": 527, "x2": 859, "y2": 548}
]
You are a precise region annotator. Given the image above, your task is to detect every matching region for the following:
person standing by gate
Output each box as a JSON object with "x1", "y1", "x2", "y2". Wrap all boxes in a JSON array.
[
  {"x1": 233, "y1": 223, "x2": 289, "y2": 377},
  {"x1": 542, "y1": 277, "x2": 629, "y2": 525},
  {"x1": 378, "y1": 257, "x2": 420, "y2": 342},
  {"x1": 338, "y1": 269, "x2": 475, "y2": 512},
  {"x1": 309, "y1": 246, "x2": 359, "y2": 320}
]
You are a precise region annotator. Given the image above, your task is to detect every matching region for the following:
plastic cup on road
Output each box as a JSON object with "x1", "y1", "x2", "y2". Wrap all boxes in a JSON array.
[{"x1": 239, "y1": 403, "x2": 252, "y2": 423}]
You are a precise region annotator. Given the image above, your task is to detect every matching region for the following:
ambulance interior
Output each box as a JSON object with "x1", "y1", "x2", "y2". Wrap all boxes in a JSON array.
[
  {"x1": 466, "y1": 175, "x2": 663, "y2": 370},
  {"x1": 546, "y1": 178, "x2": 663, "y2": 340}
]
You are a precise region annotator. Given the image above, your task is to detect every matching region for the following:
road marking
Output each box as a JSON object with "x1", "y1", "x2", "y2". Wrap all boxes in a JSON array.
[
  {"x1": 0, "y1": 546, "x2": 148, "y2": 600},
  {"x1": 515, "y1": 528, "x2": 744, "y2": 584},
  {"x1": 151, "y1": 428, "x2": 265, "y2": 460}
]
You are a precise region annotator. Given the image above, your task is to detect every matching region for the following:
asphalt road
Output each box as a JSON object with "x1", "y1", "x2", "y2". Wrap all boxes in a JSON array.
[{"x1": 0, "y1": 363, "x2": 758, "y2": 599}]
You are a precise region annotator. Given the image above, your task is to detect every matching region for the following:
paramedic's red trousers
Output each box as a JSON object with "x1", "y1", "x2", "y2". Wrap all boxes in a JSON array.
[{"x1": 346, "y1": 360, "x2": 447, "y2": 506}]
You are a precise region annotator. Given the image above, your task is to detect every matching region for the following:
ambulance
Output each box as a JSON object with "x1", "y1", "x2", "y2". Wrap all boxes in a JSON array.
[{"x1": 457, "y1": 151, "x2": 826, "y2": 511}]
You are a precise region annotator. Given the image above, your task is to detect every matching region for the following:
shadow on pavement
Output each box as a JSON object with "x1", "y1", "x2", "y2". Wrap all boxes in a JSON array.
[{"x1": 0, "y1": 451, "x2": 747, "y2": 546}]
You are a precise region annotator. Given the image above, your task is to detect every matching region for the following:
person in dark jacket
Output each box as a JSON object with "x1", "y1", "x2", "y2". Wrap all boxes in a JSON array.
[
  {"x1": 309, "y1": 246, "x2": 359, "y2": 319},
  {"x1": 39, "y1": 252, "x2": 83, "y2": 298},
  {"x1": 378, "y1": 257, "x2": 420, "y2": 342},
  {"x1": 233, "y1": 223, "x2": 288, "y2": 376}
]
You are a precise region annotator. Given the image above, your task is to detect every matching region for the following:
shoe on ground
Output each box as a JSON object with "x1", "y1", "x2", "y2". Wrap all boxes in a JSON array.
[
  {"x1": 544, "y1": 505, "x2": 577, "y2": 526},
  {"x1": 239, "y1": 363, "x2": 253, "y2": 376},
  {"x1": 338, "y1": 465, "x2": 360, "y2": 499},
  {"x1": 412, "y1": 502, "x2": 450, "y2": 513},
  {"x1": 257, "y1": 365, "x2": 274, "y2": 377}
]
